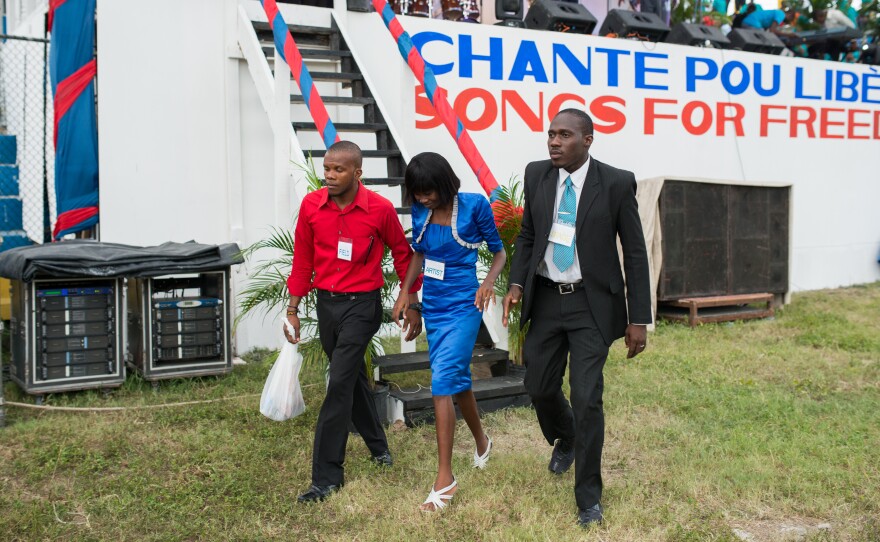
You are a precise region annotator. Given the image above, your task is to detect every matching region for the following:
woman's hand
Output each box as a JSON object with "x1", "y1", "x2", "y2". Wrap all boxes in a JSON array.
[
  {"x1": 474, "y1": 283, "x2": 496, "y2": 312},
  {"x1": 391, "y1": 294, "x2": 409, "y2": 327}
]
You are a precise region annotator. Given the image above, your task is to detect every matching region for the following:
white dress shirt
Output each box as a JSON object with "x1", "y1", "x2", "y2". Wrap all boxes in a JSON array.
[
  {"x1": 538, "y1": 157, "x2": 591, "y2": 283},
  {"x1": 823, "y1": 8, "x2": 856, "y2": 29}
]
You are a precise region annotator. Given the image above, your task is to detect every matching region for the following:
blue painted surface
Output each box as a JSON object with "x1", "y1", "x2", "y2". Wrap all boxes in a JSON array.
[
  {"x1": 0, "y1": 197, "x2": 24, "y2": 231},
  {"x1": 0, "y1": 230, "x2": 32, "y2": 251},
  {"x1": 0, "y1": 165, "x2": 20, "y2": 196},
  {"x1": 0, "y1": 135, "x2": 17, "y2": 165}
]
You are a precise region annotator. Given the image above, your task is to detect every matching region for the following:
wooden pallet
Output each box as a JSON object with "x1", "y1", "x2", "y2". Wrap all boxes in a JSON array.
[{"x1": 658, "y1": 293, "x2": 774, "y2": 327}]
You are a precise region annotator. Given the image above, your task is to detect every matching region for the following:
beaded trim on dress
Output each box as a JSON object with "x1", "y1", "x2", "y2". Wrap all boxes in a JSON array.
[{"x1": 413, "y1": 195, "x2": 482, "y2": 250}]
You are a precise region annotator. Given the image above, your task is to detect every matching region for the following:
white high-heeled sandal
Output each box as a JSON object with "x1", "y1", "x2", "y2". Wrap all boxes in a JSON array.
[
  {"x1": 421, "y1": 478, "x2": 457, "y2": 511},
  {"x1": 473, "y1": 435, "x2": 492, "y2": 469}
]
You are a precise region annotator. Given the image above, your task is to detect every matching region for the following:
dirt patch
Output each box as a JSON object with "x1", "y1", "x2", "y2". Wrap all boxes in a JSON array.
[{"x1": 731, "y1": 517, "x2": 832, "y2": 541}]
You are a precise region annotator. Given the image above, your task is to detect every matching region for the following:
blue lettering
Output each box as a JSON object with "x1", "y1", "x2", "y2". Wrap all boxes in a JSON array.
[
  {"x1": 411, "y1": 32, "x2": 454, "y2": 76},
  {"x1": 595, "y1": 47, "x2": 630, "y2": 87},
  {"x1": 634, "y1": 52, "x2": 668, "y2": 90},
  {"x1": 795, "y1": 67, "x2": 820, "y2": 100},
  {"x1": 552, "y1": 44, "x2": 590, "y2": 85},
  {"x1": 459, "y1": 35, "x2": 503, "y2": 80},
  {"x1": 686, "y1": 57, "x2": 718, "y2": 92},
  {"x1": 753, "y1": 62, "x2": 780, "y2": 97},
  {"x1": 863, "y1": 73, "x2": 880, "y2": 104},
  {"x1": 835, "y1": 71, "x2": 859, "y2": 102},
  {"x1": 721, "y1": 61, "x2": 749, "y2": 95},
  {"x1": 825, "y1": 69, "x2": 833, "y2": 100},
  {"x1": 509, "y1": 40, "x2": 549, "y2": 83}
]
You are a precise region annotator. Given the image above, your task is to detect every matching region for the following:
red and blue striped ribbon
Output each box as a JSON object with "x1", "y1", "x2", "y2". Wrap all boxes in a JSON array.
[
  {"x1": 371, "y1": 0, "x2": 500, "y2": 200},
  {"x1": 260, "y1": 0, "x2": 340, "y2": 149}
]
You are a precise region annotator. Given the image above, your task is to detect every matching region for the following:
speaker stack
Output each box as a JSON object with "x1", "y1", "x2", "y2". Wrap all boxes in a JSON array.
[
  {"x1": 524, "y1": 0, "x2": 597, "y2": 34},
  {"x1": 599, "y1": 9, "x2": 670, "y2": 42},
  {"x1": 495, "y1": 0, "x2": 525, "y2": 27},
  {"x1": 665, "y1": 22, "x2": 731, "y2": 48},
  {"x1": 728, "y1": 28, "x2": 786, "y2": 54}
]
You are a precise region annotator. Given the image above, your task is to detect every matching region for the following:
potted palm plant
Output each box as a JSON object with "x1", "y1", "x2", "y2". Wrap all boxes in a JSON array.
[{"x1": 478, "y1": 177, "x2": 529, "y2": 364}]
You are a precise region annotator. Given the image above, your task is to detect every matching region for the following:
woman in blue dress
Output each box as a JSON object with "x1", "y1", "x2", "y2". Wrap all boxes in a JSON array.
[{"x1": 393, "y1": 152, "x2": 507, "y2": 512}]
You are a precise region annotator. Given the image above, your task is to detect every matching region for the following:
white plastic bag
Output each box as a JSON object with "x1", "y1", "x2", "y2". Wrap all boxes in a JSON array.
[{"x1": 259, "y1": 318, "x2": 306, "y2": 421}]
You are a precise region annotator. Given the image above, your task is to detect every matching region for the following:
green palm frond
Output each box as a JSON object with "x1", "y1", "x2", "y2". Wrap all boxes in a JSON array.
[{"x1": 293, "y1": 153, "x2": 324, "y2": 193}]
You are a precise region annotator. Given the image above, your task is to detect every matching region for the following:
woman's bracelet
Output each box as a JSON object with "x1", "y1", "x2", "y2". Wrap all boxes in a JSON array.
[{"x1": 286, "y1": 305, "x2": 299, "y2": 316}]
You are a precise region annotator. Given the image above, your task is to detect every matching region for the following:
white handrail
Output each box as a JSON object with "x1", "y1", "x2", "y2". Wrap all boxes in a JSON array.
[{"x1": 236, "y1": 5, "x2": 308, "y2": 223}]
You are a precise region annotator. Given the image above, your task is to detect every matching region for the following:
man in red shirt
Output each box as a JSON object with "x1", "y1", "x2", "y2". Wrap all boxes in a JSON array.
[{"x1": 285, "y1": 140, "x2": 423, "y2": 503}]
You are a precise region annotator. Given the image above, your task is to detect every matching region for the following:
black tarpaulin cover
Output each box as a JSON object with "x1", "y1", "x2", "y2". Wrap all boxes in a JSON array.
[{"x1": 0, "y1": 240, "x2": 243, "y2": 281}]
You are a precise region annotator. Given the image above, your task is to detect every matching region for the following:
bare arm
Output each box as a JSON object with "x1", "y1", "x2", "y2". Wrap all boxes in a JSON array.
[{"x1": 476, "y1": 249, "x2": 507, "y2": 311}]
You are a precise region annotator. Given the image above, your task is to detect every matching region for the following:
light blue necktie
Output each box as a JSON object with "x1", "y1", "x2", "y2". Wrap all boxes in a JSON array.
[{"x1": 552, "y1": 176, "x2": 576, "y2": 272}]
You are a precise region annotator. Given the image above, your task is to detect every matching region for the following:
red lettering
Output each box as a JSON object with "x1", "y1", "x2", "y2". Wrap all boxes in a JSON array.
[
  {"x1": 875, "y1": 111, "x2": 880, "y2": 139},
  {"x1": 819, "y1": 107, "x2": 845, "y2": 139},
  {"x1": 760, "y1": 105, "x2": 787, "y2": 137},
  {"x1": 590, "y1": 96, "x2": 626, "y2": 134},
  {"x1": 501, "y1": 91, "x2": 543, "y2": 132},
  {"x1": 415, "y1": 85, "x2": 441, "y2": 129},
  {"x1": 716, "y1": 103, "x2": 744, "y2": 137},
  {"x1": 548, "y1": 93, "x2": 585, "y2": 120},
  {"x1": 789, "y1": 106, "x2": 816, "y2": 138},
  {"x1": 644, "y1": 98, "x2": 677, "y2": 135},
  {"x1": 682, "y1": 101, "x2": 712, "y2": 135},
  {"x1": 454, "y1": 88, "x2": 497, "y2": 131},
  {"x1": 847, "y1": 109, "x2": 871, "y2": 139}
]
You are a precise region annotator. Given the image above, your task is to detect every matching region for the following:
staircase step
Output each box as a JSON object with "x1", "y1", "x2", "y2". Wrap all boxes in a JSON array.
[
  {"x1": 362, "y1": 177, "x2": 404, "y2": 186},
  {"x1": 291, "y1": 95, "x2": 374, "y2": 106},
  {"x1": 306, "y1": 149, "x2": 400, "y2": 158},
  {"x1": 261, "y1": 46, "x2": 353, "y2": 60},
  {"x1": 376, "y1": 346, "x2": 508, "y2": 376},
  {"x1": 390, "y1": 375, "x2": 530, "y2": 425},
  {"x1": 293, "y1": 122, "x2": 386, "y2": 132},
  {"x1": 253, "y1": 21, "x2": 335, "y2": 35},
  {"x1": 308, "y1": 71, "x2": 363, "y2": 82},
  {"x1": 253, "y1": 21, "x2": 335, "y2": 42}
]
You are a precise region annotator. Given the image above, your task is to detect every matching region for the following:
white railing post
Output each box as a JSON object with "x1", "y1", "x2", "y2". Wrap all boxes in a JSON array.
[{"x1": 273, "y1": 53, "x2": 293, "y2": 227}]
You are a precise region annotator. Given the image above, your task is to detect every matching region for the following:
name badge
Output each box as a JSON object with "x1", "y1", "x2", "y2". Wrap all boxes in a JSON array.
[
  {"x1": 549, "y1": 222, "x2": 576, "y2": 247},
  {"x1": 424, "y1": 259, "x2": 445, "y2": 281},
  {"x1": 337, "y1": 237, "x2": 353, "y2": 261}
]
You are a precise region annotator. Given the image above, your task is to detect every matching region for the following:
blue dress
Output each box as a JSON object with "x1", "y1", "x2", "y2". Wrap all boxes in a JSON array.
[{"x1": 411, "y1": 192, "x2": 504, "y2": 396}]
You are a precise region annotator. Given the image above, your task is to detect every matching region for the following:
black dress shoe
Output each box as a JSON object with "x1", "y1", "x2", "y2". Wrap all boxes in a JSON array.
[
  {"x1": 297, "y1": 484, "x2": 341, "y2": 503},
  {"x1": 577, "y1": 503, "x2": 604, "y2": 528},
  {"x1": 371, "y1": 450, "x2": 393, "y2": 467},
  {"x1": 548, "y1": 438, "x2": 574, "y2": 474}
]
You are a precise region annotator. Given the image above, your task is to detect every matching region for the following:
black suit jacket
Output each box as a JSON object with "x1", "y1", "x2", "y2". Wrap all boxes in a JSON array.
[{"x1": 510, "y1": 158, "x2": 653, "y2": 345}]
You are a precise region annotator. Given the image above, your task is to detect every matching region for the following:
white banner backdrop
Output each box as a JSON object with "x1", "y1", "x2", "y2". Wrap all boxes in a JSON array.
[{"x1": 337, "y1": 11, "x2": 880, "y2": 291}]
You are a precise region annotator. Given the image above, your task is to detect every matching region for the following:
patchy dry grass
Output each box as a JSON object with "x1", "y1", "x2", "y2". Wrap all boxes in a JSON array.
[{"x1": 2, "y1": 284, "x2": 880, "y2": 541}]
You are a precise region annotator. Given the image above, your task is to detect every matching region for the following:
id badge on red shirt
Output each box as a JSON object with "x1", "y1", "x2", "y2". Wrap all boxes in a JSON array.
[{"x1": 337, "y1": 237, "x2": 353, "y2": 261}]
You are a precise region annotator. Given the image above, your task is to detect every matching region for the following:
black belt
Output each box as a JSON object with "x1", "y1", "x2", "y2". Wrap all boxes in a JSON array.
[
  {"x1": 538, "y1": 276, "x2": 584, "y2": 295},
  {"x1": 315, "y1": 288, "x2": 379, "y2": 300}
]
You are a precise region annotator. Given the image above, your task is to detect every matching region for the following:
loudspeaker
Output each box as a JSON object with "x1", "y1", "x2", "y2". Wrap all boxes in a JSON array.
[
  {"x1": 665, "y1": 22, "x2": 731, "y2": 48},
  {"x1": 496, "y1": 0, "x2": 523, "y2": 20},
  {"x1": 728, "y1": 28, "x2": 785, "y2": 54},
  {"x1": 524, "y1": 0, "x2": 598, "y2": 34},
  {"x1": 599, "y1": 9, "x2": 670, "y2": 42},
  {"x1": 657, "y1": 181, "x2": 790, "y2": 300},
  {"x1": 859, "y1": 44, "x2": 880, "y2": 65}
]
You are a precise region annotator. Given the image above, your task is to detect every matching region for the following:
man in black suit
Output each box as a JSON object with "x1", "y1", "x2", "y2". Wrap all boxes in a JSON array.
[{"x1": 502, "y1": 109, "x2": 652, "y2": 528}]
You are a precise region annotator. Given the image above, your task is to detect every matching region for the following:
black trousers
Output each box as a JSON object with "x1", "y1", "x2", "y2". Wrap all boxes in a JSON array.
[
  {"x1": 311, "y1": 289, "x2": 387, "y2": 486},
  {"x1": 523, "y1": 282, "x2": 609, "y2": 511}
]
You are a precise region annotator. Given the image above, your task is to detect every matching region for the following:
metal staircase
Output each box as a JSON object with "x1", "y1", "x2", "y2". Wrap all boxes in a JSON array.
[
  {"x1": 249, "y1": 14, "x2": 529, "y2": 426},
  {"x1": 253, "y1": 20, "x2": 408, "y2": 213}
]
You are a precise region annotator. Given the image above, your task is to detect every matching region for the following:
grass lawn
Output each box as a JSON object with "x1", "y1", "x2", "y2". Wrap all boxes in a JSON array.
[{"x1": 1, "y1": 284, "x2": 879, "y2": 541}]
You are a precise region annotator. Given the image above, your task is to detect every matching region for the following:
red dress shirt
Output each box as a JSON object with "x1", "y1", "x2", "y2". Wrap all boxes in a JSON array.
[{"x1": 287, "y1": 183, "x2": 422, "y2": 297}]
